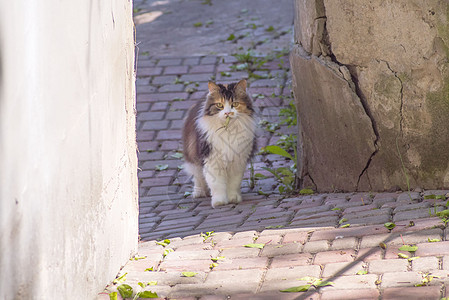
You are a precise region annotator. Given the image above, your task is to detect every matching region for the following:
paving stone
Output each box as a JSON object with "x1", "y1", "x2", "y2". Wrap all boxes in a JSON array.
[
  {"x1": 270, "y1": 253, "x2": 313, "y2": 268},
  {"x1": 302, "y1": 240, "x2": 329, "y2": 253},
  {"x1": 264, "y1": 265, "x2": 321, "y2": 282},
  {"x1": 213, "y1": 257, "x2": 269, "y2": 271},
  {"x1": 314, "y1": 250, "x2": 356, "y2": 265},
  {"x1": 204, "y1": 269, "x2": 264, "y2": 294},
  {"x1": 229, "y1": 292, "x2": 313, "y2": 300},
  {"x1": 320, "y1": 288, "x2": 379, "y2": 300},
  {"x1": 322, "y1": 261, "x2": 365, "y2": 277},
  {"x1": 331, "y1": 237, "x2": 358, "y2": 250},
  {"x1": 411, "y1": 256, "x2": 439, "y2": 272},
  {"x1": 310, "y1": 224, "x2": 388, "y2": 241},
  {"x1": 443, "y1": 256, "x2": 449, "y2": 270},
  {"x1": 415, "y1": 241, "x2": 449, "y2": 257},
  {"x1": 282, "y1": 230, "x2": 309, "y2": 244},
  {"x1": 393, "y1": 207, "x2": 444, "y2": 222},
  {"x1": 355, "y1": 247, "x2": 383, "y2": 262},
  {"x1": 261, "y1": 243, "x2": 302, "y2": 257},
  {"x1": 382, "y1": 286, "x2": 442, "y2": 300},
  {"x1": 380, "y1": 271, "x2": 422, "y2": 288},
  {"x1": 219, "y1": 247, "x2": 260, "y2": 259},
  {"x1": 320, "y1": 274, "x2": 378, "y2": 290},
  {"x1": 368, "y1": 258, "x2": 409, "y2": 274}
]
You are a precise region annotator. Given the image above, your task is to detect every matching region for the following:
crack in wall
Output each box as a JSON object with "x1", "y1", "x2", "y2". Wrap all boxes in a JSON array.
[
  {"x1": 380, "y1": 59, "x2": 404, "y2": 135},
  {"x1": 317, "y1": 3, "x2": 379, "y2": 190}
]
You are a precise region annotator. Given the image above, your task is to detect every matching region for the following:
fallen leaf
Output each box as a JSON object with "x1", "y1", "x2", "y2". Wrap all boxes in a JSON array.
[
  {"x1": 155, "y1": 164, "x2": 169, "y2": 171},
  {"x1": 244, "y1": 243, "x2": 265, "y2": 249},
  {"x1": 280, "y1": 285, "x2": 311, "y2": 292},
  {"x1": 428, "y1": 238, "x2": 440, "y2": 242},
  {"x1": 398, "y1": 253, "x2": 409, "y2": 259},
  {"x1": 356, "y1": 270, "x2": 368, "y2": 275},
  {"x1": 399, "y1": 245, "x2": 418, "y2": 252},
  {"x1": 384, "y1": 222, "x2": 396, "y2": 230},
  {"x1": 181, "y1": 272, "x2": 197, "y2": 277}
]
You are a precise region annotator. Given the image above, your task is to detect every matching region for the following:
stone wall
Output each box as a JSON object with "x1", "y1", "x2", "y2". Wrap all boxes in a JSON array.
[
  {"x1": 0, "y1": 1, "x2": 138, "y2": 298},
  {"x1": 291, "y1": 0, "x2": 449, "y2": 192}
]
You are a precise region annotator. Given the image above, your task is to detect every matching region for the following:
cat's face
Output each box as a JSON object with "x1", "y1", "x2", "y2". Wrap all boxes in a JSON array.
[{"x1": 203, "y1": 80, "x2": 253, "y2": 121}]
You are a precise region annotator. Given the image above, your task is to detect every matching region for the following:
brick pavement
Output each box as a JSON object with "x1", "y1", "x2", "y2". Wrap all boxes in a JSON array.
[{"x1": 98, "y1": 0, "x2": 449, "y2": 299}]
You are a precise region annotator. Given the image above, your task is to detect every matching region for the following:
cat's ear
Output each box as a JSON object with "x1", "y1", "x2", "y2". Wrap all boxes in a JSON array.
[
  {"x1": 208, "y1": 81, "x2": 220, "y2": 94},
  {"x1": 235, "y1": 79, "x2": 247, "y2": 93}
]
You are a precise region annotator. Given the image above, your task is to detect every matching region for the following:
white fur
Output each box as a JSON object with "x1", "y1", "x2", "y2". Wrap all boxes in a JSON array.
[{"x1": 196, "y1": 103, "x2": 256, "y2": 208}]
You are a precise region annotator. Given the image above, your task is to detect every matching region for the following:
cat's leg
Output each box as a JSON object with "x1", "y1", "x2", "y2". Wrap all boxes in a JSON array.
[
  {"x1": 185, "y1": 162, "x2": 209, "y2": 198},
  {"x1": 203, "y1": 160, "x2": 228, "y2": 208},
  {"x1": 227, "y1": 162, "x2": 245, "y2": 204}
]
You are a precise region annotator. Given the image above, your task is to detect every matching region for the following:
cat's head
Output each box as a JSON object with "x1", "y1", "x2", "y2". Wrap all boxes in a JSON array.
[{"x1": 203, "y1": 79, "x2": 254, "y2": 120}]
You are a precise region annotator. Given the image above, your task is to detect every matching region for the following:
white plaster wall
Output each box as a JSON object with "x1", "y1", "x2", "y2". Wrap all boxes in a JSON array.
[{"x1": 0, "y1": 0, "x2": 138, "y2": 299}]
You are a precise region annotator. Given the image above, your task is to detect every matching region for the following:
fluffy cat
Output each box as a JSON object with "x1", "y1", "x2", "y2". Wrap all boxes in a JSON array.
[{"x1": 182, "y1": 79, "x2": 257, "y2": 208}]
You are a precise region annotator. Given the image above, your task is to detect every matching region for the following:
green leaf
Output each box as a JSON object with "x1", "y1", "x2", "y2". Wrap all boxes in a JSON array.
[
  {"x1": 155, "y1": 164, "x2": 169, "y2": 171},
  {"x1": 138, "y1": 282, "x2": 145, "y2": 288},
  {"x1": 144, "y1": 267, "x2": 154, "y2": 272},
  {"x1": 210, "y1": 262, "x2": 218, "y2": 269},
  {"x1": 265, "y1": 25, "x2": 275, "y2": 32},
  {"x1": 408, "y1": 256, "x2": 420, "y2": 262},
  {"x1": 339, "y1": 218, "x2": 348, "y2": 225},
  {"x1": 356, "y1": 270, "x2": 368, "y2": 275},
  {"x1": 117, "y1": 284, "x2": 133, "y2": 299},
  {"x1": 299, "y1": 188, "x2": 314, "y2": 195},
  {"x1": 148, "y1": 281, "x2": 157, "y2": 286},
  {"x1": 436, "y1": 209, "x2": 449, "y2": 217},
  {"x1": 163, "y1": 248, "x2": 174, "y2": 257},
  {"x1": 113, "y1": 273, "x2": 127, "y2": 284},
  {"x1": 317, "y1": 281, "x2": 334, "y2": 287},
  {"x1": 193, "y1": 22, "x2": 203, "y2": 27},
  {"x1": 254, "y1": 173, "x2": 268, "y2": 179},
  {"x1": 384, "y1": 222, "x2": 396, "y2": 230},
  {"x1": 428, "y1": 238, "x2": 440, "y2": 242},
  {"x1": 399, "y1": 245, "x2": 418, "y2": 252},
  {"x1": 424, "y1": 194, "x2": 437, "y2": 199},
  {"x1": 262, "y1": 145, "x2": 294, "y2": 160},
  {"x1": 280, "y1": 285, "x2": 311, "y2": 292},
  {"x1": 156, "y1": 239, "x2": 171, "y2": 247},
  {"x1": 331, "y1": 207, "x2": 341, "y2": 211},
  {"x1": 398, "y1": 253, "x2": 409, "y2": 259},
  {"x1": 244, "y1": 243, "x2": 265, "y2": 249},
  {"x1": 227, "y1": 34, "x2": 236, "y2": 41},
  {"x1": 131, "y1": 255, "x2": 147, "y2": 261},
  {"x1": 109, "y1": 292, "x2": 118, "y2": 300},
  {"x1": 341, "y1": 224, "x2": 350, "y2": 228},
  {"x1": 211, "y1": 256, "x2": 225, "y2": 262},
  {"x1": 138, "y1": 291, "x2": 159, "y2": 298},
  {"x1": 181, "y1": 272, "x2": 197, "y2": 277},
  {"x1": 171, "y1": 152, "x2": 183, "y2": 159}
]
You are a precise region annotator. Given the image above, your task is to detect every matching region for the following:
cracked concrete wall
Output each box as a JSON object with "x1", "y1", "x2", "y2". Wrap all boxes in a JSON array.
[
  {"x1": 291, "y1": 0, "x2": 449, "y2": 192},
  {"x1": 0, "y1": 1, "x2": 138, "y2": 298}
]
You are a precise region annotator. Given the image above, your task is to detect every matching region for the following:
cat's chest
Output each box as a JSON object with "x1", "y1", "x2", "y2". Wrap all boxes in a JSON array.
[{"x1": 198, "y1": 116, "x2": 255, "y2": 159}]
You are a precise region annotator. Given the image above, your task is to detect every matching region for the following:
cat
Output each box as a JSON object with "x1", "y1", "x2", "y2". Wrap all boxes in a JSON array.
[{"x1": 182, "y1": 79, "x2": 257, "y2": 208}]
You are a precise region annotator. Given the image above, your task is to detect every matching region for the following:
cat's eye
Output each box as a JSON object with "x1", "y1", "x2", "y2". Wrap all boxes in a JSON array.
[
  {"x1": 215, "y1": 103, "x2": 224, "y2": 109},
  {"x1": 231, "y1": 102, "x2": 240, "y2": 108}
]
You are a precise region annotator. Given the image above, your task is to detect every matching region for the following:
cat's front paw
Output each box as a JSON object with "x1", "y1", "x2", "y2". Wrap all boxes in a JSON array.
[
  {"x1": 211, "y1": 194, "x2": 228, "y2": 208},
  {"x1": 192, "y1": 187, "x2": 208, "y2": 198},
  {"x1": 228, "y1": 192, "x2": 242, "y2": 204}
]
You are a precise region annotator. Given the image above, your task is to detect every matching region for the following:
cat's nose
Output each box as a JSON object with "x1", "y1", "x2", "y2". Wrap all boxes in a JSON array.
[{"x1": 224, "y1": 112, "x2": 234, "y2": 117}]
